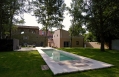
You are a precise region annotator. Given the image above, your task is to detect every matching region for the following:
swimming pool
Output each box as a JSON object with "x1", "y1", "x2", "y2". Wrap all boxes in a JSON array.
[
  {"x1": 41, "y1": 49, "x2": 79, "y2": 61},
  {"x1": 36, "y1": 47, "x2": 113, "y2": 75}
]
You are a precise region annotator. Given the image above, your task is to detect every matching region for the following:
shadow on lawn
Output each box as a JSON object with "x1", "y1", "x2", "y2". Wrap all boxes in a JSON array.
[
  {"x1": 59, "y1": 48, "x2": 119, "y2": 63},
  {"x1": 0, "y1": 51, "x2": 52, "y2": 77},
  {"x1": 0, "y1": 49, "x2": 119, "y2": 77},
  {"x1": 57, "y1": 47, "x2": 119, "y2": 77}
]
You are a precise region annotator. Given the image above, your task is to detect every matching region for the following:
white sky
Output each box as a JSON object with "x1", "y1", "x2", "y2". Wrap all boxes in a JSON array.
[{"x1": 23, "y1": 0, "x2": 72, "y2": 31}]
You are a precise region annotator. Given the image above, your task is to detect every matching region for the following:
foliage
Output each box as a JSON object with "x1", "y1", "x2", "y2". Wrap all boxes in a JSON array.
[
  {"x1": 69, "y1": 23, "x2": 86, "y2": 36},
  {"x1": 80, "y1": 0, "x2": 119, "y2": 51},
  {"x1": 33, "y1": 0, "x2": 65, "y2": 29},
  {"x1": 32, "y1": 0, "x2": 65, "y2": 46},
  {"x1": 14, "y1": 18, "x2": 25, "y2": 25},
  {"x1": 0, "y1": 0, "x2": 10, "y2": 38},
  {"x1": 84, "y1": 32, "x2": 96, "y2": 42},
  {"x1": 0, "y1": 0, "x2": 29, "y2": 39},
  {"x1": 67, "y1": 0, "x2": 84, "y2": 31},
  {"x1": 67, "y1": 0, "x2": 85, "y2": 47}
]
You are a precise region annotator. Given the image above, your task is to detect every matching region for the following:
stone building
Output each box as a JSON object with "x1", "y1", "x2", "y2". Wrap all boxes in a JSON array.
[
  {"x1": 48, "y1": 29, "x2": 84, "y2": 48},
  {"x1": 12, "y1": 26, "x2": 47, "y2": 46}
]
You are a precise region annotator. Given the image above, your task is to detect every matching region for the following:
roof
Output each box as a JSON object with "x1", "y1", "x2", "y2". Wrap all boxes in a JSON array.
[
  {"x1": 17, "y1": 25, "x2": 39, "y2": 29},
  {"x1": 39, "y1": 30, "x2": 53, "y2": 37},
  {"x1": 54, "y1": 29, "x2": 84, "y2": 38},
  {"x1": 54, "y1": 29, "x2": 68, "y2": 32}
]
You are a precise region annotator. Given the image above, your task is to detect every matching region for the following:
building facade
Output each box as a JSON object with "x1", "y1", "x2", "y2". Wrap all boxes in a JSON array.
[
  {"x1": 39, "y1": 30, "x2": 53, "y2": 38},
  {"x1": 39, "y1": 30, "x2": 53, "y2": 47},
  {"x1": 12, "y1": 26, "x2": 47, "y2": 46},
  {"x1": 48, "y1": 29, "x2": 84, "y2": 48}
]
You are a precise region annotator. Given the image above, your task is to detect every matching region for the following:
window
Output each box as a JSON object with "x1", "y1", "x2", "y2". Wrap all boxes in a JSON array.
[
  {"x1": 29, "y1": 29, "x2": 31, "y2": 32},
  {"x1": 32, "y1": 31, "x2": 34, "y2": 33},
  {"x1": 42, "y1": 31, "x2": 44, "y2": 35},
  {"x1": 76, "y1": 41, "x2": 79, "y2": 45},
  {"x1": 23, "y1": 36, "x2": 29, "y2": 40},
  {"x1": 40, "y1": 42, "x2": 43, "y2": 46},
  {"x1": 31, "y1": 30, "x2": 36, "y2": 34},
  {"x1": 64, "y1": 41, "x2": 69, "y2": 47},
  {"x1": 21, "y1": 31, "x2": 24, "y2": 34}
]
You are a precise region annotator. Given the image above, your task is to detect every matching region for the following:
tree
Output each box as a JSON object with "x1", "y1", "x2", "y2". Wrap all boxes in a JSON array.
[
  {"x1": 9, "y1": 0, "x2": 30, "y2": 38},
  {"x1": 0, "y1": 0, "x2": 10, "y2": 39},
  {"x1": 0, "y1": 0, "x2": 29, "y2": 39},
  {"x1": 33, "y1": 0, "x2": 65, "y2": 46},
  {"x1": 84, "y1": 32, "x2": 96, "y2": 42},
  {"x1": 81, "y1": 0, "x2": 119, "y2": 51},
  {"x1": 69, "y1": 22, "x2": 86, "y2": 36},
  {"x1": 67, "y1": 0, "x2": 84, "y2": 47}
]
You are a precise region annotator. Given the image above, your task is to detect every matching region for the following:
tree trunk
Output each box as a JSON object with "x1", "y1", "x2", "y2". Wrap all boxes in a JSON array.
[
  {"x1": 0, "y1": 25, "x2": 2, "y2": 39},
  {"x1": 70, "y1": 20, "x2": 75, "y2": 48},
  {"x1": 99, "y1": 5, "x2": 105, "y2": 51},
  {"x1": 70, "y1": 34, "x2": 72, "y2": 47},
  {"x1": 9, "y1": 1, "x2": 16, "y2": 39},
  {"x1": 108, "y1": 39, "x2": 112, "y2": 50},
  {"x1": 100, "y1": 34, "x2": 105, "y2": 51},
  {"x1": 0, "y1": 8, "x2": 2, "y2": 39},
  {"x1": 44, "y1": 26, "x2": 48, "y2": 47},
  {"x1": 9, "y1": 15, "x2": 13, "y2": 39}
]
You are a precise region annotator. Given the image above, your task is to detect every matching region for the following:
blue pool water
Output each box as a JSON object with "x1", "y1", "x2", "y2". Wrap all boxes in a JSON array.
[{"x1": 41, "y1": 49, "x2": 79, "y2": 61}]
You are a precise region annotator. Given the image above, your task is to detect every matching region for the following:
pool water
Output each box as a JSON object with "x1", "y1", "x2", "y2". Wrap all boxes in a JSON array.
[{"x1": 42, "y1": 49, "x2": 79, "y2": 61}]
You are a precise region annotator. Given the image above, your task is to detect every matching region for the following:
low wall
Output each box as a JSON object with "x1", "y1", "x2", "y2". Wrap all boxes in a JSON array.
[
  {"x1": 13, "y1": 39, "x2": 19, "y2": 50},
  {"x1": 112, "y1": 40, "x2": 119, "y2": 50},
  {"x1": 85, "y1": 42, "x2": 108, "y2": 49},
  {"x1": 0, "y1": 39, "x2": 19, "y2": 51}
]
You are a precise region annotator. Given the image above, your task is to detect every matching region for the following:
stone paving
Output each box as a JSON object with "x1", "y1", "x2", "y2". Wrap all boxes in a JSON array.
[{"x1": 16, "y1": 47, "x2": 37, "y2": 51}]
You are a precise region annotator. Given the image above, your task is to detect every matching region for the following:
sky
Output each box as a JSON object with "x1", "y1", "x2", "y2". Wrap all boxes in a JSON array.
[{"x1": 23, "y1": 0, "x2": 72, "y2": 31}]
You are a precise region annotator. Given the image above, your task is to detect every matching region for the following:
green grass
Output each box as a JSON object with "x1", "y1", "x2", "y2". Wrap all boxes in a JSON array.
[
  {"x1": 0, "y1": 48, "x2": 119, "y2": 77},
  {"x1": 0, "y1": 51, "x2": 52, "y2": 77}
]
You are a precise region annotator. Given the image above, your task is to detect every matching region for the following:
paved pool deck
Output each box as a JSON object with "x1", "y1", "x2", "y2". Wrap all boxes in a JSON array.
[
  {"x1": 15, "y1": 47, "x2": 37, "y2": 51},
  {"x1": 36, "y1": 47, "x2": 113, "y2": 75}
]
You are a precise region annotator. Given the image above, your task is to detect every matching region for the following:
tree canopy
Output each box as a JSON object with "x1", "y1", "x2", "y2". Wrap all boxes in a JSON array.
[
  {"x1": 0, "y1": 0, "x2": 29, "y2": 39},
  {"x1": 80, "y1": 0, "x2": 119, "y2": 51},
  {"x1": 33, "y1": 0, "x2": 65, "y2": 29},
  {"x1": 32, "y1": 0, "x2": 65, "y2": 46},
  {"x1": 67, "y1": 0, "x2": 85, "y2": 47}
]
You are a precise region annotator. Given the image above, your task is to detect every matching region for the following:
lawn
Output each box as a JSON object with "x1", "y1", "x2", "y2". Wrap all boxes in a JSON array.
[{"x1": 0, "y1": 48, "x2": 119, "y2": 77}]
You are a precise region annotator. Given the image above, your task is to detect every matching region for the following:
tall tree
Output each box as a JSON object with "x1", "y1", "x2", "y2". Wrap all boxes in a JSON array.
[
  {"x1": 83, "y1": 32, "x2": 96, "y2": 42},
  {"x1": 81, "y1": 0, "x2": 119, "y2": 51},
  {"x1": 9, "y1": 0, "x2": 29, "y2": 38},
  {"x1": 69, "y1": 22, "x2": 86, "y2": 36},
  {"x1": 33, "y1": 0, "x2": 65, "y2": 46},
  {"x1": 0, "y1": 0, "x2": 10, "y2": 39},
  {"x1": 67, "y1": 0, "x2": 84, "y2": 47},
  {"x1": 0, "y1": 0, "x2": 29, "y2": 39}
]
